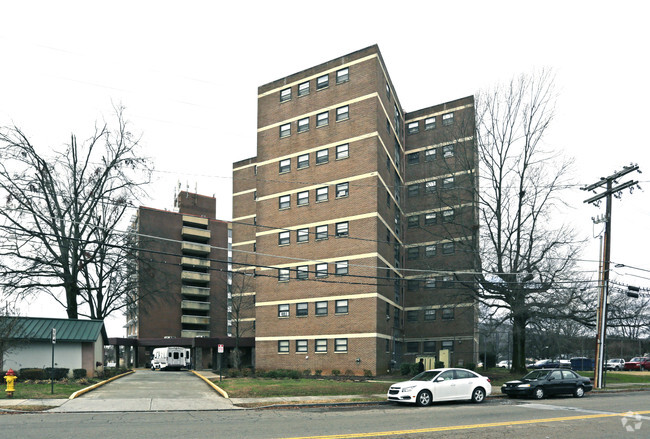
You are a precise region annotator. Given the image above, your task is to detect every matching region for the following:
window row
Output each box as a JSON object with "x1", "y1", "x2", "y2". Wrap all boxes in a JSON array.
[
  {"x1": 406, "y1": 275, "x2": 455, "y2": 291},
  {"x1": 407, "y1": 209, "x2": 455, "y2": 228},
  {"x1": 279, "y1": 105, "x2": 349, "y2": 138},
  {"x1": 406, "y1": 112, "x2": 454, "y2": 135},
  {"x1": 278, "y1": 144, "x2": 349, "y2": 174},
  {"x1": 406, "y1": 177, "x2": 454, "y2": 198},
  {"x1": 278, "y1": 221, "x2": 349, "y2": 246},
  {"x1": 278, "y1": 259, "x2": 349, "y2": 282},
  {"x1": 406, "y1": 308, "x2": 454, "y2": 322},
  {"x1": 280, "y1": 68, "x2": 349, "y2": 103},
  {"x1": 278, "y1": 299, "x2": 348, "y2": 318},
  {"x1": 405, "y1": 339, "x2": 455, "y2": 354},
  {"x1": 278, "y1": 183, "x2": 349, "y2": 209},
  {"x1": 406, "y1": 145, "x2": 454, "y2": 165},
  {"x1": 278, "y1": 338, "x2": 348, "y2": 353}
]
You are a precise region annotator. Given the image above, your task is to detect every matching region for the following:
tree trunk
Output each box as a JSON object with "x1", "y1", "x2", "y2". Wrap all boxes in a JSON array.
[{"x1": 512, "y1": 313, "x2": 527, "y2": 374}]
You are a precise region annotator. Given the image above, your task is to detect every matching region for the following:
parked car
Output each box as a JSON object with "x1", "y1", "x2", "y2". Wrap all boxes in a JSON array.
[
  {"x1": 529, "y1": 359, "x2": 571, "y2": 369},
  {"x1": 497, "y1": 360, "x2": 512, "y2": 368},
  {"x1": 623, "y1": 357, "x2": 650, "y2": 371},
  {"x1": 570, "y1": 357, "x2": 594, "y2": 371},
  {"x1": 501, "y1": 368, "x2": 593, "y2": 399},
  {"x1": 606, "y1": 358, "x2": 625, "y2": 371},
  {"x1": 387, "y1": 368, "x2": 492, "y2": 406}
]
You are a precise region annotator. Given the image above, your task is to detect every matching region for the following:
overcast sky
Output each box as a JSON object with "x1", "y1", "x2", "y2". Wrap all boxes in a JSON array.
[{"x1": 2, "y1": 1, "x2": 649, "y2": 337}]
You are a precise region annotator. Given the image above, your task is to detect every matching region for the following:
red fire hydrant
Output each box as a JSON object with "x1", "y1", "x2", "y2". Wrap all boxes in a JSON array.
[{"x1": 4, "y1": 369, "x2": 17, "y2": 398}]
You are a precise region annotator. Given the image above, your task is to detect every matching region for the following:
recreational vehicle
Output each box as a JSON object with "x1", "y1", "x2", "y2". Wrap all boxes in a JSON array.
[{"x1": 151, "y1": 347, "x2": 187, "y2": 370}]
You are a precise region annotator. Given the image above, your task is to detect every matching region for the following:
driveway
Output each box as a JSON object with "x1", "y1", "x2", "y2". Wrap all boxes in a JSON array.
[{"x1": 50, "y1": 369, "x2": 239, "y2": 412}]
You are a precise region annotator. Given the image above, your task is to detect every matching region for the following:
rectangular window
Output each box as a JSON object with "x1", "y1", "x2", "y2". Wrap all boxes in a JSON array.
[
  {"x1": 443, "y1": 177, "x2": 454, "y2": 189},
  {"x1": 279, "y1": 195, "x2": 290, "y2": 210},
  {"x1": 442, "y1": 112, "x2": 454, "y2": 126},
  {"x1": 316, "y1": 149, "x2": 329, "y2": 164},
  {"x1": 442, "y1": 242, "x2": 455, "y2": 254},
  {"x1": 423, "y1": 340, "x2": 436, "y2": 352},
  {"x1": 297, "y1": 154, "x2": 309, "y2": 169},
  {"x1": 296, "y1": 265, "x2": 309, "y2": 280},
  {"x1": 425, "y1": 212, "x2": 437, "y2": 225},
  {"x1": 443, "y1": 209, "x2": 454, "y2": 222},
  {"x1": 443, "y1": 144, "x2": 454, "y2": 157},
  {"x1": 278, "y1": 269, "x2": 290, "y2": 282},
  {"x1": 407, "y1": 216, "x2": 419, "y2": 228},
  {"x1": 297, "y1": 228, "x2": 309, "y2": 243},
  {"x1": 296, "y1": 339, "x2": 308, "y2": 353},
  {"x1": 407, "y1": 247, "x2": 419, "y2": 260},
  {"x1": 279, "y1": 159, "x2": 290, "y2": 173},
  {"x1": 407, "y1": 279, "x2": 419, "y2": 291},
  {"x1": 407, "y1": 152, "x2": 419, "y2": 165},
  {"x1": 386, "y1": 81, "x2": 391, "y2": 100},
  {"x1": 424, "y1": 310, "x2": 436, "y2": 322},
  {"x1": 278, "y1": 304, "x2": 290, "y2": 317},
  {"x1": 425, "y1": 117, "x2": 436, "y2": 130},
  {"x1": 278, "y1": 231, "x2": 290, "y2": 246},
  {"x1": 407, "y1": 121, "x2": 419, "y2": 134},
  {"x1": 425, "y1": 181, "x2": 437, "y2": 193},
  {"x1": 279, "y1": 123, "x2": 290, "y2": 138},
  {"x1": 317, "y1": 74, "x2": 329, "y2": 90},
  {"x1": 442, "y1": 308, "x2": 454, "y2": 320},
  {"x1": 315, "y1": 301, "x2": 328, "y2": 315},
  {"x1": 278, "y1": 340, "x2": 290, "y2": 353},
  {"x1": 336, "y1": 67, "x2": 349, "y2": 83},
  {"x1": 298, "y1": 81, "x2": 310, "y2": 97},
  {"x1": 425, "y1": 149, "x2": 436, "y2": 162},
  {"x1": 406, "y1": 342, "x2": 419, "y2": 353},
  {"x1": 297, "y1": 191, "x2": 309, "y2": 206},
  {"x1": 315, "y1": 339, "x2": 327, "y2": 353},
  {"x1": 335, "y1": 260, "x2": 348, "y2": 275},
  {"x1": 441, "y1": 340, "x2": 454, "y2": 350},
  {"x1": 335, "y1": 299, "x2": 348, "y2": 314},
  {"x1": 425, "y1": 245, "x2": 436, "y2": 257},
  {"x1": 425, "y1": 278, "x2": 436, "y2": 289},
  {"x1": 335, "y1": 221, "x2": 349, "y2": 237},
  {"x1": 316, "y1": 186, "x2": 328, "y2": 202},
  {"x1": 298, "y1": 117, "x2": 309, "y2": 133},
  {"x1": 280, "y1": 88, "x2": 291, "y2": 102},
  {"x1": 336, "y1": 182, "x2": 349, "y2": 198},
  {"x1": 336, "y1": 143, "x2": 349, "y2": 159},
  {"x1": 316, "y1": 225, "x2": 328, "y2": 240},
  {"x1": 407, "y1": 184, "x2": 419, "y2": 198},
  {"x1": 336, "y1": 105, "x2": 349, "y2": 121},
  {"x1": 316, "y1": 111, "x2": 329, "y2": 127},
  {"x1": 315, "y1": 263, "x2": 328, "y2": 278},
  {"x1": 407, "y1": 310, "x2": 419, "y2": 322},
  {"x1": 334, "y1": 338, "x2": 348, "y2": 352}
]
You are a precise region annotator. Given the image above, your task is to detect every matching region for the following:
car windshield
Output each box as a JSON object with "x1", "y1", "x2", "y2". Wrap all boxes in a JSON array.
[
  {"x1": 523, "y1": 370, "x2": 549, "y2": 380},
  {"x1": 410, "y1": 370, "x2": 442, "y2": 381}
]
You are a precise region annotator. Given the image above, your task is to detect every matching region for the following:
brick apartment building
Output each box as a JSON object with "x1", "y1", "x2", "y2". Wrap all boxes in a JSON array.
[
  {"x1": 122, "y1": 191, "x2": 252, "y2": 368},
  {"x1": 232, "y1": 45, "x2": 479, "y2": 375}
]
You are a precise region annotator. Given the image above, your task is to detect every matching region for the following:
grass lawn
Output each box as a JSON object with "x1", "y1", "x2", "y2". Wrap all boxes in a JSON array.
[
  {"x1": 214, "y1": 378, "x2": 392, "y2": 398},
  {"x1": 0, "y1": 380, "x2": 100, "y2": 400}
]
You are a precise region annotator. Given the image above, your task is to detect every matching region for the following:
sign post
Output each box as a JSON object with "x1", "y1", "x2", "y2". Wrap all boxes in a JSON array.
[
  {"x1": 218, "y1": 344, "x2": 224, "y2": 382},
  {"x1": 51, "y1": 328, "x2": 56, "y2": 394}
]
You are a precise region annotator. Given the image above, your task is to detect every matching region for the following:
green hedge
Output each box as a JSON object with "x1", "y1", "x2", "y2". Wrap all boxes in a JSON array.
[
  {"x1": 73, "y1": 368, "x2": 87, "y2": 379},
  {"x1": 19, "y1": 368, "x2": 48, "y2": 380},
  {"x1": 45, "y1": 367, "x2": 70, "y2": 380}
]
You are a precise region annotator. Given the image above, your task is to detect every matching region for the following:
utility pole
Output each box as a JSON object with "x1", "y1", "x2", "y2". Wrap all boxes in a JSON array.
[{"x1": 582, "y1": 164, "x2": 641, "y2": 389}]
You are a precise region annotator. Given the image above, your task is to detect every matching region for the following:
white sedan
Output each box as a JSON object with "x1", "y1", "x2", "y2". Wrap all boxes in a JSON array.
[{"x1": 387, "y1": 368, "x2": 492, "y2": 406}]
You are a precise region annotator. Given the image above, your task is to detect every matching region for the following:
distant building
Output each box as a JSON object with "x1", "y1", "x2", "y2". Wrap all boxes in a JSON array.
[{"x1": 232, "y1": 45, "x2": 479, "y2": 375}]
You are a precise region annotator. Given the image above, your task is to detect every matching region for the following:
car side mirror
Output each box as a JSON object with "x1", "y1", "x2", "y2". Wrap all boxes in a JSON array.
[
  {"x1": 548, "y1": 377, "x2": 554, "y2": 381},
  {"x1": 435, "y1": 377, "x2": 444, "y2": 382}
]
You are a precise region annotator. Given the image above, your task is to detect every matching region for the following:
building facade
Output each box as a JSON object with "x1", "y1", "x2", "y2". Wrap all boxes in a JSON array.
[{"x1": 232, "y1": 45, "x2": 478, "y2": 375}]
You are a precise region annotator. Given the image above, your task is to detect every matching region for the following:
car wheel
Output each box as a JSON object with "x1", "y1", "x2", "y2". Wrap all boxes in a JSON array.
[
  {"x1": 416, "y1": 390, "x2": 432, "y2": 407},
  {"x1": 533, "y1": 387, "x2": 545, "y2": 400},
  {"x1": 573, "y1": 386, "x2": 585, "y2": 398},
  {"x1": 615, "y1": 366, "x2": 620, "y2": 371},
  {"x1": 471, "y1": 387, "x2": 486, "y2": 403}
]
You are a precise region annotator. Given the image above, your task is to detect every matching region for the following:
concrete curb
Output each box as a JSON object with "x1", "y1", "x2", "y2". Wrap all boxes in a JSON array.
[
  {"x1": 69, "y1": 370, "x2": 135, "y2": 399},
  {"x1": 191, "y1": 370, "x2": 229, "y2": 398}
]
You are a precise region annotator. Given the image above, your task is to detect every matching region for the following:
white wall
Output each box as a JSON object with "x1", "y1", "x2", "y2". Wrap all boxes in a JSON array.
[{"x1": 3, "y1": 341, "x2": 83, "y2": 372}]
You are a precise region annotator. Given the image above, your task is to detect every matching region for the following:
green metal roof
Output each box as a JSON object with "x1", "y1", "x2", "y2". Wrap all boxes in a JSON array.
[{"x1": 2, "y1": 317, "x2": 104, "y2": 343}]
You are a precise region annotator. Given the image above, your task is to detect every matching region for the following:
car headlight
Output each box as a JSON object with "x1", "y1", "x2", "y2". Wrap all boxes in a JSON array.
[
  {"x1": 517, "y1": 384, "x2": 531, "y2": 388},
  {"x1": 401, "y1": 386, "x2": 416, "y2": 392}
]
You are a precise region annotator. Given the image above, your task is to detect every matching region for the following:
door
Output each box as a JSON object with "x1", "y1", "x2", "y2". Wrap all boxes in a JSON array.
[
  {"x1": 546, "y1": 370, "x2": 564, "y2": 395},
  {"x1": 432, "y1": 370, "x2": 457, "y2": 400}
]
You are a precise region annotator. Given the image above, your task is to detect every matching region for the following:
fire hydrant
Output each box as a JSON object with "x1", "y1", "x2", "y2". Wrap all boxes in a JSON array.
[{"x1": 4, "y1": 369, "x2": 17, "y2": 398}]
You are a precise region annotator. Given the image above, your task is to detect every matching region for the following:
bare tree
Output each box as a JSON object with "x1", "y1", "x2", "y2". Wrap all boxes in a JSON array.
[
  {"x1": 226, "y1": 267, "x2": 256, "y2": 369},
  {"x1": 0, "y1": 303, "x2": 20, "y2": 370},
  {"x1": 0, "y1": 106, "x2": 151, "y2": 320}
]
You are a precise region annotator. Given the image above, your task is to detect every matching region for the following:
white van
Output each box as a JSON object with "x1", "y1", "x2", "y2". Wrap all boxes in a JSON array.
[{"x1": 151, "y1": 347, "x2": 187, "y2": 370}]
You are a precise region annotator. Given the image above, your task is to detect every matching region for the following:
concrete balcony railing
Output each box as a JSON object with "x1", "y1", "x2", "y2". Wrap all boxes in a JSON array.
[
  {"x1": 181, "y1": 271, "x2": 210, "y2": 284},
  {"x1": 181, "y1": 300, "x2": 210, "y2": 312},
  {"x1": 181, "y1": 256, "x2": 211, "y2": 269},
  {"x1": 181, "y1": 242, "x2": 211, "y2": 256},
  {"x1": 181, "y1": 285, "x2": 210, "y2": 298},
  {"x1": 181, "y1": 329, "x2": 210, "y2": 338},
  {"x1": 182, "y1": 215, "x2": 208, "y2": 228},
  {"x1": 181, "y1": 315, "x2": 210, "y2": 325},
  {"x1": 182, "y1": 226, "x2": 211, "y2": 242}
]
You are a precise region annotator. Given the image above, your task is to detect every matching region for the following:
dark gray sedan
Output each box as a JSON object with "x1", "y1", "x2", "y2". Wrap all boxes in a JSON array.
[{"x1": 501, "y1": 368, "x2": 593, "y2": 399}]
